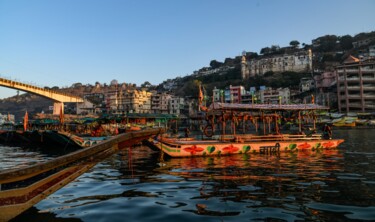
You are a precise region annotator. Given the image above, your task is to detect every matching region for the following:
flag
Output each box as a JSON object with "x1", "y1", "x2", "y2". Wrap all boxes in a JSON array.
[
  {"x1": 198, "y1": 85, "x2": 203, "y2": 105},
  {"x1": 23, "y1": 111, "x2": 28, "y2": 131}
]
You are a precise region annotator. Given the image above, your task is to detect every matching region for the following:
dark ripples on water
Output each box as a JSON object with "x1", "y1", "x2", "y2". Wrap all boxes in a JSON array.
[
  {"x1": 0, "y1": 145, "x2": 55, "y2": 170},
  {"x1": 9, "y1": 129, "x2": 375, "y2": 221}
]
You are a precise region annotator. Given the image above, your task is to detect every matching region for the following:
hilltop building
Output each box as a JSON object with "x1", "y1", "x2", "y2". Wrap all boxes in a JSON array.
[{"x1": 241, "y1": 49, "x2": 313, "y2": 78}]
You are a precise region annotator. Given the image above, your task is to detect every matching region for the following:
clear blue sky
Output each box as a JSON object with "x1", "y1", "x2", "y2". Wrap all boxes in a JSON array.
[{"x1": 1, "y1": 0, "x2": 374, "y2": 98}]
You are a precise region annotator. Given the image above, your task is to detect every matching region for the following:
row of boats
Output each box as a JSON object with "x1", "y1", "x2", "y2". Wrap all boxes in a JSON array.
[
  {"x1": 1, "y1": 102, "x2": 346, "y2": 158},
  {"x1": 319, "y1": 113, "x2": 375, "y2": 127}
]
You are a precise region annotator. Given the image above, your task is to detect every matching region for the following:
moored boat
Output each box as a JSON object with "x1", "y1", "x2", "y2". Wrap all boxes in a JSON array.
[
  {"x1": 150, "y1": 134, "x2": 344, "y2": 157},
  {"x1": 151, "y1": 101, "x2": 345, "y2": 157}
]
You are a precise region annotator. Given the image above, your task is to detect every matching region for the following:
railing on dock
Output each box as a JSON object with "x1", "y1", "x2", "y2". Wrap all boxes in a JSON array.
[{"x1": 0, "y1": 128, "x2": 164, "y2": 222}]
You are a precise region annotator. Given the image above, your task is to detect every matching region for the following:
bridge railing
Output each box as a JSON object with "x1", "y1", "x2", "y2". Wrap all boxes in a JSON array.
[{"x1": 0, "y1": 76, "x2": 83, "y2": 100}]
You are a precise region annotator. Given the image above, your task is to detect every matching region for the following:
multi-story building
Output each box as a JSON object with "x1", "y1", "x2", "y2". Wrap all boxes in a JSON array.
[
  {"x1": 259, "y1": 87, "x2": 290, "y2": 104},
  {"x1": 242, "y1": 49, "x2": 312, "y2": 77},
  {"x1": 124, "y1": 89, "x2": 152, "y2": 114},
  {"x1": 315, "y1": 72, "x2": 337, "y2": 89},
  {"x1": 105, "y1": 89, "x2": 151, "y2": 114},
  {"x1": 224, "y1": 85, "x2": 246, "y2": 103},
  {"x1": 241, "y1": 91, "x2": 253, "y2": 104},
  {"x1": 369, "y1": 45, "x2": 375, "y2": 57},
  {"x1": 169, "y1": 96, "x2": 185, "y2": 115},
  {"x1": 106, "y1": 89, "x2": 120, "y2": 111},
  {"x1": 336, "y1": 56, "x2": 375, "y2": 113},
  {"x1": 212, "y1": 87, "x2": 223, "y2": 102},
  {"x1": 151, "y1": 91, "x2": 172, "y2": 114},
  {"x1": 76, "y1": 100, "x2": 95, "y2": 115},
  {"x1": 299, "y1": 77, "x2": 315, "y2": 92},
  {"x1": 77, "y1": 93, "x2": 105, "y2": 114},
  {"x1": 0, "y1": 113, "x2": 15, "y2": 124},
  {"x1": 313, "y1": 71, "x2": 337, "y2": 106}
]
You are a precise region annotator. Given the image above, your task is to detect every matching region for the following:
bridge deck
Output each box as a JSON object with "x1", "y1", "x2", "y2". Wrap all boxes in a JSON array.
[{"x1": 0, "y1": 77, "x2": 83, "y2": 102}]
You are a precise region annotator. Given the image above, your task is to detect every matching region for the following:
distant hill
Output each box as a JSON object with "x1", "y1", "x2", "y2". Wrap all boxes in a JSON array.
[{"x1": 0, "y1": 94, "x2": 51, "y2": 121}]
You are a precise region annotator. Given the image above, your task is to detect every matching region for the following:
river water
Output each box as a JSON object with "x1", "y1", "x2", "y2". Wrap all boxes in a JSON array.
[{"x1": 3, "y1": 129, "x2": 375, "y2": 221}]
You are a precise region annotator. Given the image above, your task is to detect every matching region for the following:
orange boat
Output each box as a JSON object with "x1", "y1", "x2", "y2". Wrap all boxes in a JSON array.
[{"x1": 150, "y1": 102, "x2": 344, "y2": 157}]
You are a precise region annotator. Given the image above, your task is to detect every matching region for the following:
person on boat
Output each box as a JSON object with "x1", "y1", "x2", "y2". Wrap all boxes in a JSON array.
[
  {"x1": 184, "y1": 127, "x2": 190, "y2": 138},
  {"x1": 322, "y1": 124, "x2": 332, "y2": 139}
]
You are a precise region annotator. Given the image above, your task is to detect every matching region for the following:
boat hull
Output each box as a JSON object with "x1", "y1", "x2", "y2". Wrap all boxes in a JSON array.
[{"x1": 150, "y1": 137, "x2": 345, "y2": 157}]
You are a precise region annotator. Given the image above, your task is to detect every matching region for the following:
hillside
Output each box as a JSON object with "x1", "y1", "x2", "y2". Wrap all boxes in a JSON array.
[
  {"x1": 1, "y1": 31, "x2": 374, "y2": 119},
  {"x1": 0, "y1": 94, "x2": 51, "y2": 121}
]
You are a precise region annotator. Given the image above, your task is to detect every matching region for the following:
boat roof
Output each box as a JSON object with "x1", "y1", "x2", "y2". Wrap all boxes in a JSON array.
[{"x1": 208, "y1": 102, "x2": 329, "y2": 111}]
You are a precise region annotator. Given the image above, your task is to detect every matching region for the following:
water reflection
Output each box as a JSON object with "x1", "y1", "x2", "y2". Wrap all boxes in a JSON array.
[
  {"x1": 9, "y1": 129, "x2": 375, "y2": 221},
  {"x1": 0, "y1": 145, "x2": 55, "y2": 170}
]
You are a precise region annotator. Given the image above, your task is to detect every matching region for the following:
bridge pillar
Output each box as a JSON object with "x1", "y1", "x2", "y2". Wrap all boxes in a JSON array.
[{"x1": 53, "y1": 102, "x2": 64, "y2": 115}]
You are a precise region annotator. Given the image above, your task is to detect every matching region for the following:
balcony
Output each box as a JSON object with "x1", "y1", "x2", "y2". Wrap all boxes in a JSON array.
[
  {"x1": 363, "y1": 94, "x2": 375, "y2": 99},
  {"x1": 347, "y1": 103, "x2": 363, "y2": 108},
  {"x1": 345, "y1": 78, "x2": 360, "y2": 83},
  {"x1": 364, "y1": 86, "x2": 375, "y2": 91},
  {"x1": 361, "y1": 68, "x2": 375, "y2": 73},
  {"x1": 362, "y1": 78, "x2": 375, "y2": 83},
  {"x1": 347, "y1": 86, "x2": 360, "y2": 90},
  {"x1": 344, "y1": 69, "x2": 359, "y2": 73},
  {"x1": 365, "y1": 104, "x2": 375, "y2": 109},
  {"x1": 347, "y1": 95, "x2": 361, "y2": 99}
]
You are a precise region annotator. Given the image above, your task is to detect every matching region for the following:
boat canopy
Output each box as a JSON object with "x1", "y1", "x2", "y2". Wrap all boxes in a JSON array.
[{"x1": 208, "y1": 102, "x2": 330, "y2": 111}]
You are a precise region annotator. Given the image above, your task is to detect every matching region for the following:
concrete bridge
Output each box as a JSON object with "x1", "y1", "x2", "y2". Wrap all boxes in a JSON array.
[{"x1": 0, "y1": 77, "x2": 84, "y2": 115}]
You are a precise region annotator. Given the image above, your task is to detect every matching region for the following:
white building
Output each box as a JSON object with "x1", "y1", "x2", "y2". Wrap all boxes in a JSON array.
[
  {"x1": 242, "y1": 49, "x2": 312, "y2": 77},
  {"x1": 300, "y1": 77, "x2": 315, "y2": 92},
  {"x1": 151, "y1": 91, "x2": 172, "y2": 114},
  {"x1": 0, "y1": 113, "x2": 15, "y2": 124},
  {"x1": 169, "y1": 96, "x2": 185, "y2": 115},
  {"x1": 369, "y1": 45, "x2": 375, "y2": 57},
  {"x1": 212, "y1": 87, "x2": 222, "y2": 102}
]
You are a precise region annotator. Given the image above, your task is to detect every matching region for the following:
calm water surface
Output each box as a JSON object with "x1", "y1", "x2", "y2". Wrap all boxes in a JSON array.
[{"x1": 6, "y1": 129, "x2": 375, "y2": 221}]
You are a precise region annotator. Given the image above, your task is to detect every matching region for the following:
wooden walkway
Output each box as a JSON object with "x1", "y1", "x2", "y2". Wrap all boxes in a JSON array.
[{"x1": 0, "y1": 128, "x2": 164, "y2": 221}]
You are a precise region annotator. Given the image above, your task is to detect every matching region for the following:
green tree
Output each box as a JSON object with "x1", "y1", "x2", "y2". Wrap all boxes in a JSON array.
[
  {"x1": 141, "y1": 81, "x2": 152, "y2": 88},
  {"x1": 339, "y1": 35, "x2": 353, "y2": 50},
  {"x1": 264, "y1": 71, "x2": 274, "y2": 77},
  {"x1": 316, "y1": 35, "x2": 338, "y2": 52},
  {"x1": 209, "y1": 60, "x2": 223, "y2": 69},
  {"x1": 289, "y1": 40, "x2": 300, "y2": 48},
  {"x1": 260, "y1": 47, "x2": 271, "y2": 55}
]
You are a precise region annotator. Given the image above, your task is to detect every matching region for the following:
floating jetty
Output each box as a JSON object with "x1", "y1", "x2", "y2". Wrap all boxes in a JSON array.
[{"x1": 0, "y1": 128, "x2": 164, "y2": 221}]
